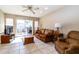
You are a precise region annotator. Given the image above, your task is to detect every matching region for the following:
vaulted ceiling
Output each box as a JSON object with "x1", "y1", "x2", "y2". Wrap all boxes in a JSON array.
[{"x1": 0, "y1": 5, "x2": 63, "y2": 17}]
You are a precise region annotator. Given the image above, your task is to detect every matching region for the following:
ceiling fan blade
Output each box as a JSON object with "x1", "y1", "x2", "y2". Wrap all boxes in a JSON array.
[
  {"x1": 22, "y1": 9, "x2": 28, "y2": 12},
  {"x1": 29, "y1": 9, "x2": 35, "y2": 14},
  {"x1": 22, "y1": 5, "x2": 27, "y2": 8},
  {"x1": 34, "y1": 8, "x2": 39, "y2": 10}
]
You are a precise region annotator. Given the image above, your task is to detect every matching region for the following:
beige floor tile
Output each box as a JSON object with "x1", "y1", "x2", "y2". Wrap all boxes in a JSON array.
[
  {"x1": 20, "y1": 49, "x2": 30, "y2": 54},
  {"x1": 0, "y1": 36, "x2": 58, "y2": 54},
  {"x1": 9, "y1": 50, "x2": 19, "y2": 54},
  {"x1": 30, "y1": 49, "x2": 42, "y2": 54},
  {"x1": 0, "y1": 49, "x2": 9, "y2": 54},
  {"x1": 24, "y1": 43, "x2": 39, "y2": 52},
  {"x1": 40, "y1": 47, "x2": 58, "y2": 54}
]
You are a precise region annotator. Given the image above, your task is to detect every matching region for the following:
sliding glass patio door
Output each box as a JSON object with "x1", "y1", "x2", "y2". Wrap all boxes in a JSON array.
[{"x1": 16, "y1": 19, "x2": 33, "y2": 36}]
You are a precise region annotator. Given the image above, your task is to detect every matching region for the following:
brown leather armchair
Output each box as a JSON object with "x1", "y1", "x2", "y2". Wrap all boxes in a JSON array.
[
  {"x1": 35, "y1": 29, "x2": 54, "y2": 42},
  {"x1": 55, "y1": 31, "x2": 79, "y2": 54}
]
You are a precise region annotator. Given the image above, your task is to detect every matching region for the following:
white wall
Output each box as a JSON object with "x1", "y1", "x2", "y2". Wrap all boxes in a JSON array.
[
  {"x1": 40, "y1": 6, "x2": 79, "y2": 35},
  {"x1": 0, "y1": 10, "x2": 4, "y2": 43},
  {"x1": 0, "y1": 10, "x2": 4, "y2": 34}
]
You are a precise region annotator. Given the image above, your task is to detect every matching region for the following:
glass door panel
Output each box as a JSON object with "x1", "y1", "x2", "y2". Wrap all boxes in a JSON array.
[{"x1": 16, "y1": 19, "x2": 33, "y2": 36}]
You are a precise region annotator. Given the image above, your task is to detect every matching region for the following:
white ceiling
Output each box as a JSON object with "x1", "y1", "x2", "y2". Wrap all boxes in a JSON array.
[{"x1": 0, "y1": 5, "x2": 63, "y2": 17}]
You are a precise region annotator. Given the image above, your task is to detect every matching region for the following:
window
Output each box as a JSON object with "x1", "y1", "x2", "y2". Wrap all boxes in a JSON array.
[
  {"x1": 34, "y1": 21, "x2": 39, "y2": 31},
  {"x1": 6, "y1": 18, "x2": 13, "y2": 26},
  {"x1": 5, "y1": 18, "x2": 13, "y2": 34}
]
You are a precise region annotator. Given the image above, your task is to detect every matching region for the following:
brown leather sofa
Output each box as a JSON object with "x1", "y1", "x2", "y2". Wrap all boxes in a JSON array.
[
  {"x1": 55, "y1": 31, "x2": 79, "y2": 54},
  {"x1": 35, "y1": 29, "x2": 54, "y2": 42}
]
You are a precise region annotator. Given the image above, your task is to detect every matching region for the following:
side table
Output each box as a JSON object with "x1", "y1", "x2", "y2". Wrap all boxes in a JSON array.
[{"x1": 1, "y1": 35, "x2": 10, "y2": 44}]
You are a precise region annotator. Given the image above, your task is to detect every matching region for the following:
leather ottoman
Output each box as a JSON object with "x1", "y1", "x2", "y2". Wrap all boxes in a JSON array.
[{"x1": 24, "y1": 36, "x2": 34, "y2": 45}]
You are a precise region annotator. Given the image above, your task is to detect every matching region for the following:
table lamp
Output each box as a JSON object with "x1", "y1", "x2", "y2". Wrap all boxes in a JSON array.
[{"x1": 55, "y1": 23, "x2": 62, "y2": 32}]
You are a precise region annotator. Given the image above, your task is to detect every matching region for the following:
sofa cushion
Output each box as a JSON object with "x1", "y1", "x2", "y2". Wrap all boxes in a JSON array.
[
  {"x1": 40, "y1": 29, "x2": 45, "y2": 34},
  {"x1": 66, "y1": 38, "x2": 79, "y2": 45},
  {"x1": 68, "y1": 31, "x2": 79, "y2": 40},
  {"x1": 55, "y1": 41, "x2": 69, "y2": 50},
  {"x1": 39, "y1": 35, "x2": 46, "y2": 38},
  {"x1": 36, "y1": 30, "x2": 41, "y2": 34},
  {"x1": 44, "y1": 29, "x2": 49, "y2": 34},
  {"x1": 45, "y1": 29, "x2": 54, "y2": 35}
]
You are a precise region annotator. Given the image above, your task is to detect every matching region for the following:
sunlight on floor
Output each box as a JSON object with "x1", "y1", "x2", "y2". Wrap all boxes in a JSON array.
[{"x1": 11, "y1": 37, "x2": 24, "y2": 44}]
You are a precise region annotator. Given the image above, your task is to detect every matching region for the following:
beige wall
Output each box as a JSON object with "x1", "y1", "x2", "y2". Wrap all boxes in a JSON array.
[
  {"x1": 0, "y1": 10, "x2": 4, "y2": 34},
  {"x1": 40, "y1": 6, "x2": 79, "y2": 35},
  {"x1": 0, "y1": 10, "x2": 4, "y2": 43}
]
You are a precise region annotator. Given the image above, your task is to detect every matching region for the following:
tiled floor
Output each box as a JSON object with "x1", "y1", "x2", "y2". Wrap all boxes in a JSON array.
[{"x1": 0, "y1": 37, "x2": 58, "y2": 54}]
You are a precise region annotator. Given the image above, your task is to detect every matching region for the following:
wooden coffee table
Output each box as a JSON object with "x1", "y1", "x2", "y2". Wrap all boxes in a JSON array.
[{"x1": 24, "y1": 36, "x2": 34, "y2": 45}]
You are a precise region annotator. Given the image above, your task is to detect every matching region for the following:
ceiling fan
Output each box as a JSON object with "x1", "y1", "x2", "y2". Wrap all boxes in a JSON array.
[{"x1": 22, "y1": 5, "x2": 39, "y2": 14}]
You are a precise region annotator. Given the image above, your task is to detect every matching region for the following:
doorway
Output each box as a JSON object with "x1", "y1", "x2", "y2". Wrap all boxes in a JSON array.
[{"x1": 16, "y1": 19, "x2": 33, "y2": 37}]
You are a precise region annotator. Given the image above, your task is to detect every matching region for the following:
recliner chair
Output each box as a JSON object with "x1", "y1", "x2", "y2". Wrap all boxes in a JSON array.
[{"x1": 55, "y1": 31, "x2": 79, "y2": 54}]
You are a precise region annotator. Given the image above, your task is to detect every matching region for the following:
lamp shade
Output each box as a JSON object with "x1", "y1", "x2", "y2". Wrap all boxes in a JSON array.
[{"x1": 55, "y1": 23, "x2": 62, "y2": 28}]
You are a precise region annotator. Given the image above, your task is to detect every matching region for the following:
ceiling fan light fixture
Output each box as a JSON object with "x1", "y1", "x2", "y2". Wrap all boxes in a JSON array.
[
  {"x1": 22, "y1": 5, "x2": 39, "y2": 14},
  {"x1": 45, "y1": 7, "x2": 48, "y2": 10},
  {"x1": 40, "y1": 11, "x2": 43, "y2": 14}
]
